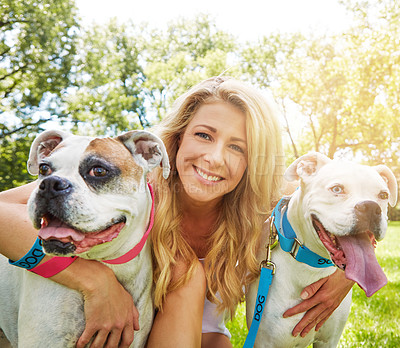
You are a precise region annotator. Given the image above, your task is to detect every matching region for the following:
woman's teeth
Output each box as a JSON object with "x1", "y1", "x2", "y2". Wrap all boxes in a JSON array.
[{"x1": 195, "y1": 167, "x2": 222, "y2": 182}]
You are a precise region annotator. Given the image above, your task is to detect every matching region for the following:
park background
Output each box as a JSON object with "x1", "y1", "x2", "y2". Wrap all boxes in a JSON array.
[{"x1": 1, "y1": 0, "x2": 399, "y2": 346}]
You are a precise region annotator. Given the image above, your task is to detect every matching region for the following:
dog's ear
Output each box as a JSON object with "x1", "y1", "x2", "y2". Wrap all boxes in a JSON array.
[
  {"x1": 284, "y1": 151, "x2": 331, "y2": 182},
  {"x1": 117, "y1": 130, "x2": 170, "y2": 179},
  {"x1": 27, "y1": 130, "x2": 72, "y2": 175},
  {"x1": 374, "y1": 165, "x2": 398, "y2": 207}
]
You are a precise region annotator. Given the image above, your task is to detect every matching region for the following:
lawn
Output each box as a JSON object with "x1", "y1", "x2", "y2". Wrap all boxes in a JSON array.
[{"x1": 227, "y1": 221, "x2": 400, "y2": 347}]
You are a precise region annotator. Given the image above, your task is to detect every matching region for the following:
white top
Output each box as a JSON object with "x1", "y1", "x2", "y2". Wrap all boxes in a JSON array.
[
  {"x1": 199, "y1": 258, "x2": 231, "y2": 338},
  {"x1": 202, "y1": 295, "x2": 231, "y2": 338}
]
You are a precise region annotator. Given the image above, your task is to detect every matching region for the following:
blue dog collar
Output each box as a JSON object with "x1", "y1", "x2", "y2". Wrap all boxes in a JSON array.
[
  {"x1": 9, "y1": 237, "x2": 45, "y2": 270},
  {"x1": 271, "y1": 198, "x2": 334, "y2": 268}
]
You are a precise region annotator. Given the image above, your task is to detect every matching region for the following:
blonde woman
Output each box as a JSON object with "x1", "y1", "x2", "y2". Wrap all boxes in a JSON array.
[
  {"x1": 0, "y1": 77, "x2": 353, "y2": 348},
  {"x1": 147, "y1": 76, "x2": 284, "y2": 347},
  {"x1": 146, "y1": 76, "x2": 353, "y2": 347}
]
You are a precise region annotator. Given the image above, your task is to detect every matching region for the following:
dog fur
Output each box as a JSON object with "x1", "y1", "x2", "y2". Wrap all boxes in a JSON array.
[
  {"x1": 0, "y1": 130, "x2": 170, "y2": 348},
  {"x1": 246, "y1": 152, "x2": 397, "y2": 348}
]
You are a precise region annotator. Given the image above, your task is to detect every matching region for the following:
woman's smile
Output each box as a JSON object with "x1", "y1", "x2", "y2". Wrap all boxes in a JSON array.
[{"x1": 194, "y1": 166, "x2": 224, "y2": 183}]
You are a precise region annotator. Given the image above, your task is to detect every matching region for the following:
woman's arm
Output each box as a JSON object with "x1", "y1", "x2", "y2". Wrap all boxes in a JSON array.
[
  {"x1": 0, "y1": 182, "x2": 38, "y2": 260},
  {"x1": 0, "y1": 183, "x2": 139, "y2": 347},
  {"x1": 146, "y1": 258, "x2": 206, "y2": 348},
  {"x1": 283, "y1": 270, "x2": 354, "y2": 337}
]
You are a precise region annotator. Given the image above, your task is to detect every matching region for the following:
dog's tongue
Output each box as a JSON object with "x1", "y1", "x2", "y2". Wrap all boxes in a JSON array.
[
  {"x1": 337, "y1": 233, "x2": 387, "y2": 297},
  {"x1": 38, "y1": 219, "x2": 85, "y2": 242}
]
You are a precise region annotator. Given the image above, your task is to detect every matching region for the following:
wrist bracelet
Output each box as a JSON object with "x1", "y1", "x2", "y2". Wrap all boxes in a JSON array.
[
  {"x1": 8, "y1": 237, "x2": 45, "y2": 270},
  {"x1": 30, "y1": 256, "x2": 78, "y2": 278}
]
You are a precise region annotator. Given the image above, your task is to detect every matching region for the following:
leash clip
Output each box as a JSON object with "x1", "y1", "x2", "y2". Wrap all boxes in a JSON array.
[
  {"x1": 260, "y1": 216, "x2": 277, "y2": 274},
  {"x1": 260, "y1": 259, "x2": 276, "y2": 274}
]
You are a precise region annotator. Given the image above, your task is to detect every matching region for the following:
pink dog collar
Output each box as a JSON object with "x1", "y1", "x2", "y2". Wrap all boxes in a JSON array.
[
  {"x1": 29, "y1": 183, "x2": 155, "y2": 277},
  {"x1": 103, "y1": 183, "x2": 155, "y2": 264}
]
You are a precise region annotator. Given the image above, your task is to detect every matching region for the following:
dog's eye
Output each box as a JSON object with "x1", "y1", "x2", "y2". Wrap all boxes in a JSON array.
[
  {"x1": 89, "y1": 166, "x2": 108, "y2": 177},
  {"x1": 378, "y1": 191, "x2": 389, "y2": 200},
  {"x1": 330, "y1": 185, "x2": 344, "y2": 194},
  {"x1": 38, "y1": 163, "x2": 52, "y2": 176}
]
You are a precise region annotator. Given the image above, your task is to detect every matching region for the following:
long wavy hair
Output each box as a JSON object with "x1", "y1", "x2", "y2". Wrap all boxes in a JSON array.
[{"x1": 150, "y1": 76, "x2": 284, "y2": 316}]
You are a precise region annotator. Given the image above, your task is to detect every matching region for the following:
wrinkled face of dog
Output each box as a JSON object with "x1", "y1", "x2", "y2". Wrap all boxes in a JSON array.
[
  {"x1": 304, "y1": 162, "x2": 393, "y2": 240},
  {"x1": 27, "y1": 130, "x2": 170, "y2": 256},
  {"x1": 285, "y1": 152, "x2": 398, "y2": 296}
]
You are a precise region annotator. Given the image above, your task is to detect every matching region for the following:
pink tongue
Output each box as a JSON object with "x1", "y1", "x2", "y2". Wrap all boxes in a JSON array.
[
  {"x1": 38, "y1": 219, "x2": 125, "y2": 254},
  {"x1": 337, "y1": 233, "x2": 387, "y2": 297},
  {"x1": 39, "y1": 219, "x2": 85, "y2": 242}
]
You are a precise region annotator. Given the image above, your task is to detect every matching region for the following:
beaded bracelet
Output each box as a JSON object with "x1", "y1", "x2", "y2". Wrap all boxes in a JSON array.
[{"x1": 8, "y1": 237, "x2": 45, "y2": 270}]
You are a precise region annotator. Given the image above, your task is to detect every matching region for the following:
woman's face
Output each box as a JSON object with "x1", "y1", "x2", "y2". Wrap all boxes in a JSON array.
[{"x1": 176, "y1": 101, "x2": 248, "y2": 205}]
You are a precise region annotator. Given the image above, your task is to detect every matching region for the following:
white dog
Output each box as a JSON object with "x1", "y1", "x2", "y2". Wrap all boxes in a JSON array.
[
  {"x1": 0, "y1": 129, "x2": 170, "y2": 348},
  {"x1": 246, "y1": 152, "x2": 397, "y2": 348}
]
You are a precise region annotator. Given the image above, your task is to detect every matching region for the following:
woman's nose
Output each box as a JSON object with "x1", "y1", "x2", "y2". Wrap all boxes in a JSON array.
[{"x1": 204, "y1": 143, "x2": 225, "y2": 167}]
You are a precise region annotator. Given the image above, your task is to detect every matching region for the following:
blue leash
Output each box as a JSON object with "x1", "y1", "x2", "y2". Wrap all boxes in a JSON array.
[
  {"x1": 243, "y1": 198, "x2": 334, "y2": 347},
  {"x1": 243, "y1": 266, "x2": 274, "y2": 348}
]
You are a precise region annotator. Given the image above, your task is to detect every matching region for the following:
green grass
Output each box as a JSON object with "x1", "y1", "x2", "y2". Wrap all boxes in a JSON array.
[{"x1": 227, "y1": 222, "x2": 400, "y2": 347}]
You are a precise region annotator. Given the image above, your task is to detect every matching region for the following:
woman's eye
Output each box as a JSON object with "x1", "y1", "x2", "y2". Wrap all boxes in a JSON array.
[
  {"x1": 230, "y1": 144, "x2": 244, "y2": 153},
  {"x1": 330, "y1": 185, "x2": 344, "y2": 194},
  {"x1": 195, "y1": 132, "x2": 211, "y2": 140},
  {"x1": 38, "y1": 163, "x2": 52, "y2": 176},
  {"x1": 378, "y1": 191, "x2": 389, "y2": 200},
  {"x1": 89, "y1": 166, "x2": 108, "y2": 177}
]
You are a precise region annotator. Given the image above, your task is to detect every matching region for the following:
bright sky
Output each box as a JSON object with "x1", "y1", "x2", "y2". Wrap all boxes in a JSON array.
[{"x1": 75, "y1": 0, "x2": 353, "y2": 41}]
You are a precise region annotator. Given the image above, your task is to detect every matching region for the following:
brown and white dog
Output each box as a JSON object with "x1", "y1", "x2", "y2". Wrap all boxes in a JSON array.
[
  {"x1": 247, "y1": 152, "x2": 397, "y2": 348},
  {"x1": 0, "y1": 130, "x2": 170, "y2": 348}
]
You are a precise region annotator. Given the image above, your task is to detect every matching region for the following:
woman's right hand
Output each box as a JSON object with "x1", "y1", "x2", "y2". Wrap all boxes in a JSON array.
[{"x1": 51, "y1": 259, "x2": 139, "y2": 348}]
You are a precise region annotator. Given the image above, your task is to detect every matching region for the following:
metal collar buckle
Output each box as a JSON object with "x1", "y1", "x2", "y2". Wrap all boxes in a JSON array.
[{"x1": 290, "y1": 238, "x2": 302, "y2": 259}]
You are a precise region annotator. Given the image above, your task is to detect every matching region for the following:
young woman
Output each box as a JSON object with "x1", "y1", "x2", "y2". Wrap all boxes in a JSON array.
[{"x1": 0, "y1": 76, "x2": 354, "y2": 348}]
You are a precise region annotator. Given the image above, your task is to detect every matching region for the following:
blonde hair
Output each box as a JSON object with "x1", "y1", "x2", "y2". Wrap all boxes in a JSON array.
[{"x1": 150, "y1": 76, "x2": 284, "y2": 316}]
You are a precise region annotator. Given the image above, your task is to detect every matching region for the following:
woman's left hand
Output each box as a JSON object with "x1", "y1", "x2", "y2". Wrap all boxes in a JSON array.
[{"x1": 283, "y1": 269, "x2": 354, "y2": 337}]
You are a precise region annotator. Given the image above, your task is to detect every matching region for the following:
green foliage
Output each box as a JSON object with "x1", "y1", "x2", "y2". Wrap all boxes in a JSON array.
[
  {"x1": 142, "y1": 14, "x2": 238, "y2": 121},
  {"x1": 0, "y1": 0, "x2": 78, "y2": 119},
  {"x1": 64, "y1": 19, "x2": 147, "y2": 135},
  {"x1": 0, "y1": 134, "x2": 35, "y2": 191},
  {"x1": 239, "y1": 0, "x2": 400, "y2": 173},
  {"x1": 228, "y1": 223, "x2": 400, "y2": 347},
  {"x1": 0, "y1": 0, "x2": 78, "y2": 191}
]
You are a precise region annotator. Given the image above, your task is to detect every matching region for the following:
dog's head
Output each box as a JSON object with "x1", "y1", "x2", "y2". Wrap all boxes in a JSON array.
[
  {"x1": 285, "y1": 151, "x2": 398, "y2": 296},
  {"x1": 27, "y1": 130, "x2": 170, "y2": 259}
]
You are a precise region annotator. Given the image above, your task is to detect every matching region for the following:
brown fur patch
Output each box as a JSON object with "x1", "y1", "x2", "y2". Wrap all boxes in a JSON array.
[{"x1": 85, "y1": 137, "x2": 143, "y2": 183}]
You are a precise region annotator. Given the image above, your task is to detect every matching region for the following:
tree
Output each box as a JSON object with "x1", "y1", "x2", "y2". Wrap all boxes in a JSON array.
[
  {"x1": 0, "y1": 0, "x2": 78, "y2": 190},
  {"x1": 142, "y1": 14, "x2": 239, "y2": 121},
  {"x1": 241, "y1": 0, "x2": 400, "y2": 170},
  {"x1": 0, "y1": 0, "x2": 78, "y2": 131},
  {"x1": 63, "y1": 15, "x2": 238, "y2": 134},
  {"x1": 63, "y1": 19, "x2": 147, "y2": 135}
]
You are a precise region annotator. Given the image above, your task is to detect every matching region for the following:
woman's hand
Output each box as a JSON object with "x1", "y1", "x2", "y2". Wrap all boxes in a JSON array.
[
  {"x1": 283, "y1": 269, "x2": 354, "y2": 337},
  {"x1": 51, "y1": 259, "x2": 139, "y2": 348},
  {"x1": 77, "y1": 268, "x2": 139, "y2": 348}
]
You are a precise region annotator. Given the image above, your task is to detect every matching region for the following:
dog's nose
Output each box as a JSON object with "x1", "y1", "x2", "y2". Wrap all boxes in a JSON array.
[
  {"x1": 355, "y1": 201, "x2": 381, "y2": 217},
  {"x1": 39, "y1": 176, "x2": 72, "y2": 198},
  {"x1": 354, "y1": 200, "x2": 382, "y2": 236}
]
